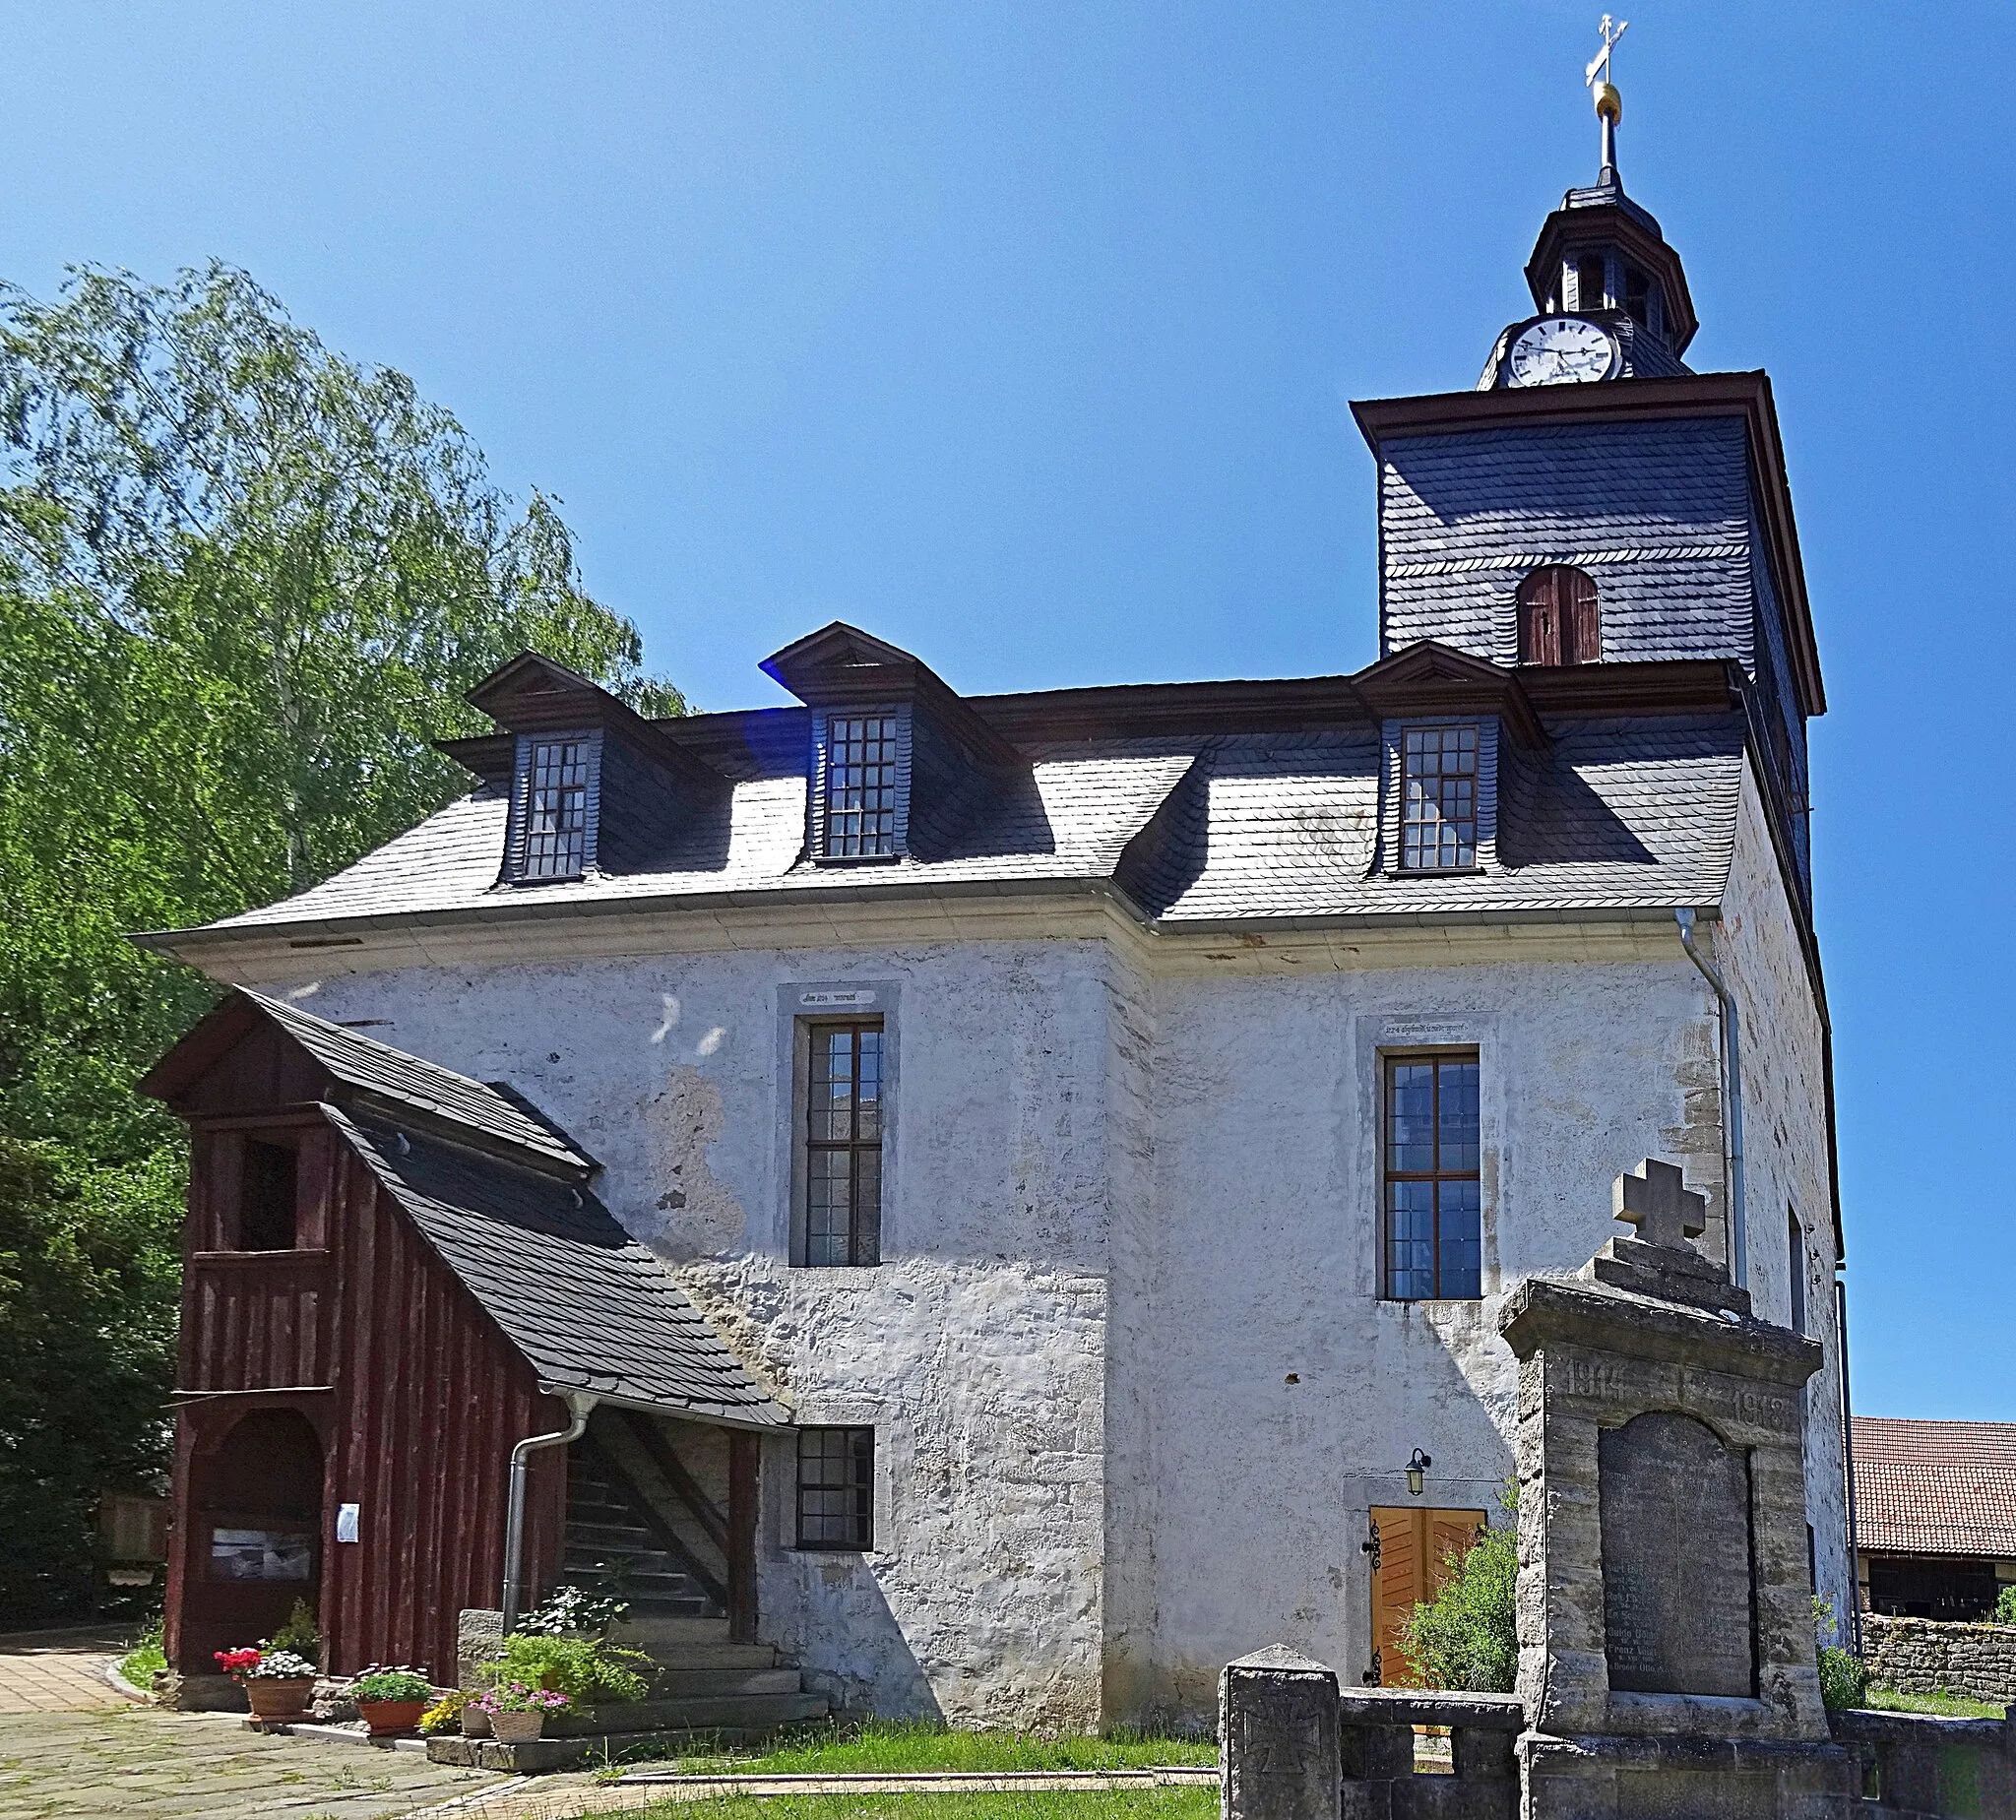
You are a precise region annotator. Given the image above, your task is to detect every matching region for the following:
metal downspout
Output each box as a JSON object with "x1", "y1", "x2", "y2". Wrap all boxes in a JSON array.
[
  {"x1": 1837, "y1": 1276, "x2": 1863, "y2": 1654},
  {"x1": 501, "y1": 1390, "x2": 596, "y2": 1631},
  {"x1": 1676, "y1": 908, "x2": 1747, "y2": 1288}
]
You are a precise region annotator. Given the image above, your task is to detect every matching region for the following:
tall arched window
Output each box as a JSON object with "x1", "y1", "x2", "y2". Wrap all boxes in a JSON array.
[{"x1": 1516, "y1": 565, "x2": 1600, "y2": 666}]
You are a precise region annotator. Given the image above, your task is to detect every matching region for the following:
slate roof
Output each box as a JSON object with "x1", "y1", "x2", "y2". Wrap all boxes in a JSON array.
[
  {"x1": 326, "y1": 1106, "x2": 788, "y2": 1427},
  {"x1": 1853, "y1": 1417, "x2": 2016, "y2": 1560},
  {"x1": 247, "y1": 990, "x2": 595, "y2": 1176},
  {"x1": 153, "y1": 708, "x2": 1744, "y2": 951}
]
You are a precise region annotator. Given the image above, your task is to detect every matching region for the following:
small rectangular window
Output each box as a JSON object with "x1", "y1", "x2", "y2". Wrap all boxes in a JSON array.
[
  {"x1": 521, "y1": 738, "x2": 594, "y2": 879},
  {"x1": 822, "y1": 715, "x2": 901, "y2": 858},
  {"x1": 1577, "y1": 254, "x2": 1607, "y2": 312},
  {"x1": 1624, "y1": 266, "x2": 1651, "y2": 329},
  {"x1": 1383, "y1": 1053, "x2": 1481, "y2": 1300},
  {"x1": 1787, "y1": 1210, "x2": 1807, "y2": 1335},
  {"x1": 801, "y1": 1020, "x2": 884, "y2": 1267},
  {"x1": 1401, "y1": 726, "x2": 1479, "y2": 870},
  {"x1": 796, "y1": 1426, "x2": 874, "y2": 1549},
  {"x1": 239, "y1": 1139, "x2": 298, "y2": 1251}
]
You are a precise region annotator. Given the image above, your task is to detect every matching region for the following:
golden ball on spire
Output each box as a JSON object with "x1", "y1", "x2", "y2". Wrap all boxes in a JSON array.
[{"x1": 1593, "y1": 81, "x2": 1622, "y2": 123}]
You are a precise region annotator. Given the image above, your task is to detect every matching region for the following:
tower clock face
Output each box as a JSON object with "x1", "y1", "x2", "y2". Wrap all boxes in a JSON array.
[{"x1": 1506, "y1": 316, "x2": 1619, "y2": 387}]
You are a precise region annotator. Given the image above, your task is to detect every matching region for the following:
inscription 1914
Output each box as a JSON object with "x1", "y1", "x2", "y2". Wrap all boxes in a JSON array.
[{"x1": 1598, "y1": 1412, "x2": 1756, "y2": 1698}]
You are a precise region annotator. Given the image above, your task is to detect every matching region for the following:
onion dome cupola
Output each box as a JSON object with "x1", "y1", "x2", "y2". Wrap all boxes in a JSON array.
[{"x1": 1478, "y1": 19, "x2": 1699, "y2": 390}]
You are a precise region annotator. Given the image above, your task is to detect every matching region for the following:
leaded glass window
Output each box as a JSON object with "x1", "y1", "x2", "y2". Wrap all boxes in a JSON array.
[
  {"x1": 1383, "y1": 1053, "x2": 1481, "y2": 1300},
  {"x1": 804, "y1": 1020, "x2": 883, "y2": 1267},
  {"x1": 821, "y1": 714, "x2": 901, "y2": 857},
  {"x1": 796, "y1": 1426, "x2": 874, "y2": 1549},
  {"x1": 520, "y1": 737, "x2": 594, "y2": 879},
  {"x1": 1401, "y1": 726, "x2": 1479, "y2": 870}
]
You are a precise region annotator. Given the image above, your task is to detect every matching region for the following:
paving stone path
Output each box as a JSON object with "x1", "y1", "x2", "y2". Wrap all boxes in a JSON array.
[
  {"x1": 0, "y1": 1629, "x2": 133, "y2": 1715},
  {"x1": 0, "y1": 1707, "x2": 501, "y2": 1819}
]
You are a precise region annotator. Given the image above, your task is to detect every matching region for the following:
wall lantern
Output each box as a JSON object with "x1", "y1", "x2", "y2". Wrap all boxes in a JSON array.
[{"x1": 1405, "y1": 1448, "x2": 1432, "y2": 1497}]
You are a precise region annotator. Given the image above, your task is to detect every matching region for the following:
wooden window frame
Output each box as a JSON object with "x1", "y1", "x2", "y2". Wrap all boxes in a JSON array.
[
  {"x1": 794, "y1": 1426, "x2": 874, "y2": 1551},
  {"x1": 794, "y1": 1018, "x2": 885, "y2": 1268},
  {"x1": 814, "y1": 710, "x2": 904, "y2": 861},
  {"x1": 507, "y1": 728, "x2": 601, "y2": 884},
  {"x1": 1399, "y1": 725, "x2": 1480, "y2": 872},
  {"x1": 1381, "y1": 1049, "x2": 1482, "y2": 1301},
  {"x1": 1516, "y1": 565, "x2": 1601, "y2": 667}
]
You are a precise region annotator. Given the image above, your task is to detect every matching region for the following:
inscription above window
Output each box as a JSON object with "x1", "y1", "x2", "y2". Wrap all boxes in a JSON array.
[
  {"x1": 821, "y1": 714, "x2": 901, "y2": 858},
  {"x1": 1384, "y1": 1053, "x2": 1481, "y2": 1300},
  {"x1": 1401, "y1": 726, "x2": 1479, "y2": 871}
]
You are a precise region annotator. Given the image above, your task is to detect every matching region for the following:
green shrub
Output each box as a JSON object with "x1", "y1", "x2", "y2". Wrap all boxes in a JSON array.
[
  {"x1": 1399, "y1": 1490, "x2": 1518, "y2": 1693},
  {"x1": 119, "y1": 1618, "x2": 167, "y2": 1688},
  {"x1": 265, "y1": 1598, "x2": 320, "y2": 1665},
  {"x1": 351, "y1": 1666, "x2": 435, "y2": 1702},
  {"x1": 1812, "y1": 1597, "x2": 1868, "y2": 1710},
  {"x1": 1997, "y1": 1585, "x2": 2016, "y2": 1626},
  {"x1": 488, "y1": 1633, "x2": 650, "y2": 1707}
]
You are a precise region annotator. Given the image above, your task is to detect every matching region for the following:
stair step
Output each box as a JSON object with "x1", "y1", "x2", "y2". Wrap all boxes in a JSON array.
[
  {"x1": 648, "y1": 1667, "x2": 803, "y2": 1698},
  {"x1": 615, "y1": 1691, "x2": 830, "y2": 1729}
]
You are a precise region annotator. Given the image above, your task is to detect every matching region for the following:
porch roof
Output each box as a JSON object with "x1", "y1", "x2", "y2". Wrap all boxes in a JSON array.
[{"x1": 328, "y1": 1105, "x2": 790, "y2": 1429}]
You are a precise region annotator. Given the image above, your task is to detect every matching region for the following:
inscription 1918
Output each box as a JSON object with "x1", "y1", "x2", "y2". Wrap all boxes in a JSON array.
[{"x1": 1598, "y1": 1412, "x2": 1756, "y2": 1698}]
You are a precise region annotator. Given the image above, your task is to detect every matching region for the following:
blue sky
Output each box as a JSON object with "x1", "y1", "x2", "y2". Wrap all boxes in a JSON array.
[{"x1": 6, "y1": 3, "x2": 2011, "y2": 1419}]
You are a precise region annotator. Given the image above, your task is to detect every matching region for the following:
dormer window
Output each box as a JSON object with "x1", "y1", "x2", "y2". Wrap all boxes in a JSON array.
[
  {"x1": 508, "y1": 731, "x2": 600, "y2": 883},
  {"x1": 815, "y1": 711, "x2": 904, "y2": 860},
  {"x1": 1517, "y1": 566, "x2": 1601, "y2": 666},
  {"x1": 1401, "y1": 726, "x2": 1479, "y2": 871}
]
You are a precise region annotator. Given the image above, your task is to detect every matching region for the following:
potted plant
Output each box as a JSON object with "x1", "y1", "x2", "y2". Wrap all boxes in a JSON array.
[
  {"x1": 350, "y1": 1666, "x2": 436, "y2": 1736},
  {"x1": 216, "y1": 1647, "x2": 318, "y2": 1722},
  {"x1": 474, "y1": 1679, "x2": 572, "y2": 1744}
]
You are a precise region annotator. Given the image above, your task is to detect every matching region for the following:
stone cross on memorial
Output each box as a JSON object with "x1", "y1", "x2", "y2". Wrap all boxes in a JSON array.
[{"x1": 1610, "y1": 1158, "x2": 1704, "y2": 1251}]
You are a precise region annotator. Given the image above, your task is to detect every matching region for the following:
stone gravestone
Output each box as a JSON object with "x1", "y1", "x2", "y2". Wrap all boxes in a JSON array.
[
  {"x1": 1220, "y1": 1646, "x2": 1340, "y2": 1820},
  {"x1": 1497, "y1": 1159, "x2": 1858, "y2": 1819}
]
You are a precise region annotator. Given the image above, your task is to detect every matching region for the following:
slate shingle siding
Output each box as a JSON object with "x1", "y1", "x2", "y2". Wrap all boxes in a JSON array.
[{"x1": 1378, "y1": 417, "x2": 1758, "y2": 668}]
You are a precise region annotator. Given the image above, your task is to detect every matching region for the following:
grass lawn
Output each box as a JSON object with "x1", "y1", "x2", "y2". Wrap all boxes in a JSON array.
[
  {"x1": 587, "y1": 1791, "x2": 1217, "y2": 1820},
  {"x1": 1862, "y1": 1686, "x2": 2008, "y2": 1720},
  {"x1": 598, "y1": 1720, "x2": 1218, "y2": 1779}
]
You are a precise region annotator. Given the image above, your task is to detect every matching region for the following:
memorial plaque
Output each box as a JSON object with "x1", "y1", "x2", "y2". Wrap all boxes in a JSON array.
[{"x1": 1599, "y1": 1412, "x2": 1755, "y2": 1697}]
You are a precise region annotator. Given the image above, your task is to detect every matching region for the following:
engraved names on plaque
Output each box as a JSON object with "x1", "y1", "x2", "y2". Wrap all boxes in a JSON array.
[{"x1": 1598, "y1": 1411, "x2": 1756, "y2": 1698}]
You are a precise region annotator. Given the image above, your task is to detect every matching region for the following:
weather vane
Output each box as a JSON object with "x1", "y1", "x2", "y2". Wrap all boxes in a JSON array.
[{"x1": 1584, "y1": 15, "x2": 1628, "y2": 181}]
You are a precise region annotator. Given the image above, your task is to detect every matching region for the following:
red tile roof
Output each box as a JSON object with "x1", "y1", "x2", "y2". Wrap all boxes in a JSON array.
[{"x1": 1853, "y1": 1417, "x2": 2016, "y2": 1559}]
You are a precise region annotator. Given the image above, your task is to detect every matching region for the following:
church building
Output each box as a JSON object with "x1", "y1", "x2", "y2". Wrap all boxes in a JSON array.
[{"x1": 137, "y1": 96, "x2": 1848, "y2": 1730}]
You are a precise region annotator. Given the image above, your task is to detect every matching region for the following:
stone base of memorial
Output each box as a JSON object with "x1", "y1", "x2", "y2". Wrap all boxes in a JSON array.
[{"x1": 1497, "y1": 1161, "x2": 1858, "y2": 1819}]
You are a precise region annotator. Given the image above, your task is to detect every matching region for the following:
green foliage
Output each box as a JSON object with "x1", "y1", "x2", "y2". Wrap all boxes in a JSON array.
[
  {"x1": 1812, "y1": 1597, "x2": 1869, "y2": 1711},
  {"x1": 120, "y1": 1616, "x2": 167, "y2": 1688},
  {"x1": 266, "y1": 1597, "x2": 320, "y2": 1665},
  {"x1": 1399, "y1": 1493, "x2": 1519, "y2": 1693},
  {"x1": 0, "y1": 261, "x2": 682, "y2": 1621},
  {"x1": 488, "y1": 1633, "x2": 651, "y2": 1707},
  {"x1": 352, "y1": 1665, "x2": 436, "y2": 1702},
  {"x1": 1997, "y1": 1585, "x2": 2016, "y2": 1626}
]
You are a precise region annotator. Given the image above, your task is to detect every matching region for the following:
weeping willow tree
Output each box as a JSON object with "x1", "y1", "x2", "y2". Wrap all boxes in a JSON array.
[{"x1": 0, "y1": 261, "x2": 683, "y2": 1620}]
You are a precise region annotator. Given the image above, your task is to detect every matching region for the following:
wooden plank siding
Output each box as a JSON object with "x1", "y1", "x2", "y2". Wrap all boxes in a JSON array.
[{"x1": 167, "y1": 1113, "x2": 568, "y2": 1681}]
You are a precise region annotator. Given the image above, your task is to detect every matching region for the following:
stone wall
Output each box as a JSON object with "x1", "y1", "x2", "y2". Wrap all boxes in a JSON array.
[{"x1": 1865, "y1": 1614, "x2": 2016, "y2": 1706}]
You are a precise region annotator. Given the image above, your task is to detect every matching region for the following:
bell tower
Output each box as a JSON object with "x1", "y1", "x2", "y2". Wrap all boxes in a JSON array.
[{"x1": 1349, "y1": 22, "x2": 1825, "y2": 902}]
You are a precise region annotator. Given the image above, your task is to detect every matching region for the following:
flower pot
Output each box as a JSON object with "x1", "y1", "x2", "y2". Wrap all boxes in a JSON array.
[
  {"x1": 460, "y1": 1706, "x2": 491, "y2": 1737},
  {"x1": 244, "y1": 1677, "x2": 315, "y2": 1722},
  {"x1": 357, "y1": 1697, "x2": 431, "y2": 1736},
  {"x1": 490, "y1": 1711, "x2": 545, "y2": 1744}
]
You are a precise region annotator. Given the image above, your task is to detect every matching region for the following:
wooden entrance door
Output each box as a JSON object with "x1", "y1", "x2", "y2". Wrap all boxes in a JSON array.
[{"x1": 1368, "y1": 1505, "x2": 1487, "y2": 1686}]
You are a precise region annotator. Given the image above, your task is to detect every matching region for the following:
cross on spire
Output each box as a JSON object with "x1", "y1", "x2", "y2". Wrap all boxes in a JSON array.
[
  {"x1": 1611, "y1": 1159, "x2": 1705, "y2": 1251},
  {"x1": 1585, "y1": 15, "x2": 1628, "y2": 90}
]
